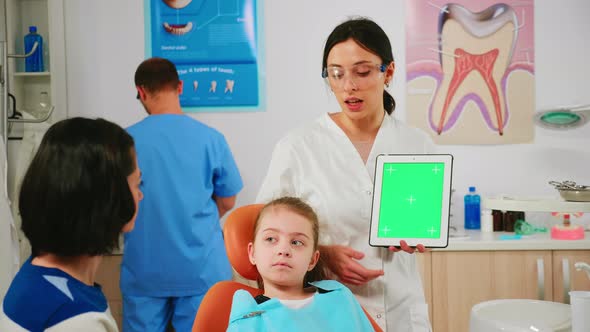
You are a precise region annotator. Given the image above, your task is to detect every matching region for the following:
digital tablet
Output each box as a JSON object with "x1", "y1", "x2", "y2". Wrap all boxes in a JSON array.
[{"x1": 369, "y1": 154, "x2": 453, "y2": 248}]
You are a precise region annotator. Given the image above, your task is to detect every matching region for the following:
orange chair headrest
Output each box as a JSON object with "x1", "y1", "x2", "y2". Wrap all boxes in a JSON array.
[{"x1": 223, "y1": 204, "x2": 264, "y2": 281}]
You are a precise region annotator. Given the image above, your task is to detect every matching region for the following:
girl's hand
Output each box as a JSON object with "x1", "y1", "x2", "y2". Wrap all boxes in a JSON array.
[
  {"x1": 388, "y1": 240, "x2": 427, "y2": 253},
  {"x1": 320, "y1": 245, "x2": 384, "y2": 286}
]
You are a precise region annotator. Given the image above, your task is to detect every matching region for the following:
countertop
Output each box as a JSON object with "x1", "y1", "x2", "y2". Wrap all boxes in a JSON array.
[
  {"x1": 435, "y1": 230, "x2": 590, "y2": 251},
  {"x1": 109, "y1": 230, "x2": 590, "y2": 255}
]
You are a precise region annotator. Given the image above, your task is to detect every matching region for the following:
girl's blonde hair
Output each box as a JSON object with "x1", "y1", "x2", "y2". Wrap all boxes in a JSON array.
[{"x1": 253, "y1": 197, "x2": 327, "y2": 288}]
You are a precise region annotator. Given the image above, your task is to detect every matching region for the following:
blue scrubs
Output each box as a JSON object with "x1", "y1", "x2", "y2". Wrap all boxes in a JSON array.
[{"x1": 121, "y1": 114, "x2": 243, "y2": 331}]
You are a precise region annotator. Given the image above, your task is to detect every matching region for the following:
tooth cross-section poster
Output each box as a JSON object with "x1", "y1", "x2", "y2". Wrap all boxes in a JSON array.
[
  {"x1": 406, "y1": 0, "x2": 534, "y2": 144},
  {"x1": 148, "y1": 0, "x2": 263, "y2": 111}
]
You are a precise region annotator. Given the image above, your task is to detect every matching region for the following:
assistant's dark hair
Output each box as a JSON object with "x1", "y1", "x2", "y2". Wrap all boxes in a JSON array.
[
  {"x1": 19, "y1": 117, "x2": 136, "y2": 257},
  {"x1": 322, "y1": 17, "x2": 396, "y2": 114},
  {"x1": 134, "y1": 57, "x2": 180, "y2": 95},
  {"x1": 253, "y1": 197, "x2": 328, "y2": 289}
]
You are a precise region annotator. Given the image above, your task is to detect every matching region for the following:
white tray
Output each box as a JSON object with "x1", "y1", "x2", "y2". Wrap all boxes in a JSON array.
[{"x1": 482, "y1": 196, "x2": 590, "y2": 213}]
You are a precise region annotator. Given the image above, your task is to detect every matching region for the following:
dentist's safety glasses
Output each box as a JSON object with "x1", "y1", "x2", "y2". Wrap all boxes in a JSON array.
[{"x1": 322, "y1": 62, "x2": 386, "y2": 91}]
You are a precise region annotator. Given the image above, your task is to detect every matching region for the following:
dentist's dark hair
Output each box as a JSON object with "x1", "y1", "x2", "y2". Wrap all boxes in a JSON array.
[{"x1": 322, "y1": 17, "x2": 396, "y2": 114}]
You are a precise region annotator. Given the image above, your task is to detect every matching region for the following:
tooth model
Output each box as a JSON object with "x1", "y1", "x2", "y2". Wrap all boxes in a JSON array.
[
  {"x1": 433, "y1": 3, "x2": 518, "y2": 135},
  {"x1": 225, "y1": 80, "x2": 235, "y2": 94},
  {"x1": 209, "y1": 81, "x2": 217, "y2": 93},
  {"x1": 163, "y1": 22, "x2": 193, "y2": 35}
]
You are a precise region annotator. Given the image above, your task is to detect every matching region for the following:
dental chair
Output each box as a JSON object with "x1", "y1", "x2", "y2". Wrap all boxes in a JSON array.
[{"x1": 191, "y1": 204, "x2": 383, "y2": 332}]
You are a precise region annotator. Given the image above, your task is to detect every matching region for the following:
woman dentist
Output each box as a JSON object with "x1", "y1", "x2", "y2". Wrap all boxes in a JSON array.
[{"x1": 257, "y1": 18, "x2": 433, "y2": 331}]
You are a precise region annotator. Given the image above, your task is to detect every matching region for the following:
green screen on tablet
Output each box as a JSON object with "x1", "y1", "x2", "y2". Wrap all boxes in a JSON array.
[{"x1": 369, "y1": 154, "x2": 453, "y2": 248}]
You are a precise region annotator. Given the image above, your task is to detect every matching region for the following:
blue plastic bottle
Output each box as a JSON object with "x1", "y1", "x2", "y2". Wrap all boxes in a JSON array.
[
  {"x1": 464, "y1": 186, "x2": 481, "y2": 229},
  {"x1": 24, "y1": 26, "x2": 44, "y2": 72}
]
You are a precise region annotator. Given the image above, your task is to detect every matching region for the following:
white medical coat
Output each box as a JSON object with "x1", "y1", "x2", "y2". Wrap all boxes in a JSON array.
[{"x1": 257, "y1": 113, "x2": 434, "y2": 332}]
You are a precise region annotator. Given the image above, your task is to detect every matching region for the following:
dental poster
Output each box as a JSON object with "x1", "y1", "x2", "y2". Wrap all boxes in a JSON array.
[
  {"x1": 406, "y1": 1, "x2": 534, "y2": 144},
  {"x1": 148, "y1": 0, "x2": 262, "y2": 111}
]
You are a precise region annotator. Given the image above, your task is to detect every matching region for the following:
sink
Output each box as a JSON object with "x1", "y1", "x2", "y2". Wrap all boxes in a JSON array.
[{"x1": 470, "y1": 299, "x2": 571, "y2": 332}]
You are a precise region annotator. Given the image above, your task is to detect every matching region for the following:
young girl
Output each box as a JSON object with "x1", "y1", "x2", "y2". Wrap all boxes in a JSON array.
[{"x1": 226, "y1": 197, "x2": 375, "y2": 331}]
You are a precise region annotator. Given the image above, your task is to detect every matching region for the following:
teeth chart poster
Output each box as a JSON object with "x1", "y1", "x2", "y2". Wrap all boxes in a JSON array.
[
  {"x1": 148, "y1": 0, "x2": 263, "y2": 111},
  {"x1": 406, "y1": 1, "x2": 534, "y2": 144}
]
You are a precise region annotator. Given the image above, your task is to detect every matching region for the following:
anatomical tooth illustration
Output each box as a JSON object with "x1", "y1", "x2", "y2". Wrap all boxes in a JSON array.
[
  {"x1": 209, "y1": 81, "x2": 217, "y2": 93},
  {"x1": 193, "y1": 81, "x2": 199, "y2": 92},
  {"x1": 163, "y1": 22, "x2": 193, "y2": 35},
  {"x1": 434, "y1": 3, "x2": 517, "y2": 136},
  {"x1": 225, "y1": 80, "x2": 235, "y2": 93},
  {"x1": 406, "y1": 1, "x2": 534, "y2": 145}
]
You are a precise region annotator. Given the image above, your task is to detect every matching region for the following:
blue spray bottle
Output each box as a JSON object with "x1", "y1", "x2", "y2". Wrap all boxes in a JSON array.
[
  {"x1": 464, "y1": 186, "x2": 481, "y2": 229},
  {"x1": 24, "y1": 26, "x2": 44, "y2": 72}
]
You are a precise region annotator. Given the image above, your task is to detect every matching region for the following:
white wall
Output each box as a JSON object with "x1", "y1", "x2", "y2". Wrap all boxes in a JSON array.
[{"x1": 62, "y1": 0, "x2": 590, "y2": 228}]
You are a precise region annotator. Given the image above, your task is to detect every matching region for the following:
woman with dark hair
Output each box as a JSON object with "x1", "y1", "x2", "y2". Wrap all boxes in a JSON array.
[
  {"x1": 1, "y1": 117, "x2": 143, "y2": 331},
  {"x1": 257, "y1": 18, "x2": 433, "y2": 331}
]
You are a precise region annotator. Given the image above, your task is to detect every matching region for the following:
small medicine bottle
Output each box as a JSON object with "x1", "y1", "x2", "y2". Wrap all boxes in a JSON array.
[
  {"x1": 492, "y1": 210, "x2": 504, "y2": 232},
  {"x1": 503, "y1": 211, "x2": 518, "y2": 232}
]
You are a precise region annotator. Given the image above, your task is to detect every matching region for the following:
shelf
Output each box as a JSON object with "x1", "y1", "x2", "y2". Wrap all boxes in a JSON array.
[
  {"x1": 482, "y1": 197, "x2": 590, "y2": 213},
  {"x1": 13, "y1": 71, "x2": 50, "y2": 77}
]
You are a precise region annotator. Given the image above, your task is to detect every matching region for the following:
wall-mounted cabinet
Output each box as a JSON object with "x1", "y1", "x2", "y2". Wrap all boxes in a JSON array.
[
  {"x1": 10, "y1": 0, "x2": 50, "y2": 72},
  {"x1": 3, "y1": 0, "x2": 67, "y2": 262},
  {"x1": 7, "y1": 0, "x2": 50, "y2": 120},
  {"x1": 5, "y1": 0, "x2": 66, "y2": 126}
]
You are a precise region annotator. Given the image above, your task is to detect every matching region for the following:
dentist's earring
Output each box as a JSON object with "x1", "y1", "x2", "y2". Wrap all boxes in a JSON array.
[{"x1": 385, "y1": 81, "x2": 390, "y2": 88}]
